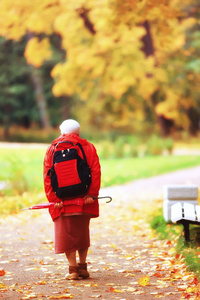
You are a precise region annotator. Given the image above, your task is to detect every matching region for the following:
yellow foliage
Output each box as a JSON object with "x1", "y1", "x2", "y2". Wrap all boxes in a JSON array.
[
  {"x1": 155, "y1": 89, "x2": 191, "y2": 128},
  {"x1": 181, "y1": 17, "x2": 197, "y2": 30},
  {"x1": 155, "y1": 91, "x2": 179, "y2": 120},
  {"x1": 154, "y1": 68, "x2": 168, "y2": 83},
  {"x1": 0, "y1": 0, "x2": 197, "y2": 127},
  {"x1": 137, "y1": 77, "x2": 157, "y2": 99},
  {"x1": 0, "y1": 0, "x2": 28, "y2": 40},
  {"x1": 24, "y1": 37, "x2": 52, "y2": 68},
  {"x1": 51, "y1": 62, "x2": 79, "y2": 96}
]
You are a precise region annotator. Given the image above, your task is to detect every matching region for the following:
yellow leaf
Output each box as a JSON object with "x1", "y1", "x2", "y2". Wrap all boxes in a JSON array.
[
  {"x1": 168, "y1": 248, "x2": 176, "y2": 255},
  {"x1": 138, "y1": 275, "x2": 150, "y2": 286},
  {"x1": 48, "y1": 294, "x2": 73, "y2": 299},
  {"x1": 110, "y1": 287, "x2": 123, "y2": 293},
  {"x1": 35, "y1": 280, "x2": 47, "y2": 285},
  {"x1": 90, "y1": 283, "x2": 98, "y2": 287},
  {"x1": 110, "y1": 243, "x2": 118, "y2": 249},
  {"x1": 0, "y1": 282, "x2": 8, "y2": 290},
  {"x1": 186, "y1": 286, "x2": 197, "y2": 293},
  {"x1": 113, "y1": 289, "x2": 123, "y2": 293}
]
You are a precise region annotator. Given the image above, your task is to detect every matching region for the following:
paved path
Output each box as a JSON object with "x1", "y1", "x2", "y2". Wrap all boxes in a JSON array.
[
  {"x1": 101, "y1": 166, "x2": 200, "y2": 207},
  {"x1": 1, "y1": 166, "x2": 200, "y2": 299}
]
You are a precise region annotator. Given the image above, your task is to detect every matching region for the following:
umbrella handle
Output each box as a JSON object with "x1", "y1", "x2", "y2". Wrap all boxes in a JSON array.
[{"x1": 93, "y1": 196, "x2": 112, "y2": 203}]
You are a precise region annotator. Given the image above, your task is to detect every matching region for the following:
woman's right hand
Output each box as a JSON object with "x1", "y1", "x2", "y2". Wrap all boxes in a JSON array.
[{"x1": 54, "y1": 202, "x2": 64, "y2": 209}]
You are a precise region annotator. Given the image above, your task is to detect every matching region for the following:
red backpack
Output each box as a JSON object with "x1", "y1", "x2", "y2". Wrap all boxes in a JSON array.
[{"x1": 47, "y1": 141, "x2": 91, "y2": 199}]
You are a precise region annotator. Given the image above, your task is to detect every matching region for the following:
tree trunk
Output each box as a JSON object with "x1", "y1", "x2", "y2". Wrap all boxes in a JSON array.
[
  {"x1": 142, "y1": 21, "x2": 174, "y2": 136},
  {"x1": 61, "y1": 96, "x2": 71, "y2": 120},
  {"x1": 2, "y1": 40, "x2": 12, "y2": 140},
  {"x1": 26, "y1": 32, "x2": 50, "y2": 129},
  {"x1": 141, "y1": 21, "x2": 155, "y2": 57},
  {"x1": 187, "y1": 107, "x2": 200, "y2": 136},
  {"x1": 157, "y1": 115, "x2": 174, "y2": 137},
  {"x1": 29, "y1": 67, "x2": 50, "y2": 129},
  {"x1": 3, "y1": 102, "x2": 10, "y2": 140}
]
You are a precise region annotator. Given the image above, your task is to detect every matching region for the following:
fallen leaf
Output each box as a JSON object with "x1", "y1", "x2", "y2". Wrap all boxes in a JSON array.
[
  {"x1": 182, "y1": 293, "x2": 191, "y2": 299},
  {"x1": 0, "y1": 282, "x2": 8, "y2": 290},
  {"x1": 42, "y1": 240, "x2": 53, "y2": 244},
  {"x1": 48, "y1": 294, "x2": 73, "y2": 299},
  {"x1": 109, "y1": 287, "x2": 123, "y2": 293},
  {"x1": 186, "y1": 286, "x2": 198, "y2": 293},
  {"x1": 0, "y1": 269, "x2": 5, "y2": 276},
  {"x1": 110, "y1": 244, "x2": 118, "y2": 250},
  {"x1": 138, "y1": 275, "x2": 150, "y2": 286},
  {"x1": 11, "y1": 259, "x2": 19, "y2": 262},
  {"x1": 153, "y1": 272, "x2": 163, "y2": 278},
  {"x1": 35, "y1": 280, "x2": 47, "y2": 285},
  {"x1": 20, "y1": 294, "x2": 37, "y2": 299},
  {"x1": 168, "y1": 248, "x2": 176, "y2": 255},
  {"x1": 191, "y1": 277, "x2": 198, "y2": 285}
]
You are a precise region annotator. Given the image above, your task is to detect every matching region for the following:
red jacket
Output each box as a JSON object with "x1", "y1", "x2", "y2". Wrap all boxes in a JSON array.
[{"x1": 43, "y1": 133, "x2": 101, "y2": 221}]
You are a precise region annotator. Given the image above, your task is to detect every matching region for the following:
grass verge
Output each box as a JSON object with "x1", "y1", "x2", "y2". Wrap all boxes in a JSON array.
[{"x1": 149, "y1": 208, "x2": 200, "y2": 280}]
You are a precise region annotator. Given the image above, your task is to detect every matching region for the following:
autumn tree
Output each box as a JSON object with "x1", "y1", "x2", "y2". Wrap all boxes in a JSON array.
[{"x1": 0, "y1": 0, "x2": 199, "y2": 135}]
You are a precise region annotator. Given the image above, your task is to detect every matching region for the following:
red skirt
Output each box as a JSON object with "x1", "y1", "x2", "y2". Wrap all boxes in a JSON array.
[{"x1": 54, "y1": 215, "x2": 90, "y2": 254}]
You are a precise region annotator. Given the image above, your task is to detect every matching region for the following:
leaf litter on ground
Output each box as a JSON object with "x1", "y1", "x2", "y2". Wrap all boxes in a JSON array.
[{"x1": 0, "y1": 196, "x2": 200, "y2": 299}]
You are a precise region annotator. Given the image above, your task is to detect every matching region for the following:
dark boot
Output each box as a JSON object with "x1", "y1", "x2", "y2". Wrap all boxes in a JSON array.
[
  {"x1": 78, "y1": 263, "x2": 90, "y2": 279},
  {"x1": 65, "y1": 265, "x2": 79, "y2": 280}
]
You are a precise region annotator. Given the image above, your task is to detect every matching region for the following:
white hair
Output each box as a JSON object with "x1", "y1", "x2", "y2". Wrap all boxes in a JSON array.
[{"x1": 59, "y1": 119, "x2": 80, "y2": 135}]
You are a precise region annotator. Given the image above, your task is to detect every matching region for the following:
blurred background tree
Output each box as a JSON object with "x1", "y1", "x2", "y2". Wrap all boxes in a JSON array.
[{"x1": 0, "y1": 0, "x2": 199, "y2": 141}]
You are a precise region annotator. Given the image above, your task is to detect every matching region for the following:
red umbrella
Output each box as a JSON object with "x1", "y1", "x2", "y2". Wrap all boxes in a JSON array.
[
  {"x1": 21, "y1": 196, "x2": 112, "y2": 211},
  {"x1": 21, "y1": 202, "x2": 55, "y2": 210}
]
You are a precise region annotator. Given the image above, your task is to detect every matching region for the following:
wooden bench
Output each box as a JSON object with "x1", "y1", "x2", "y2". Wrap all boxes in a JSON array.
[
  {"x1": 163, "y1": 185, "x2": 198, "y2": 222},
  {"x1": 171, "y1": 202, "x2": 200, "y2": 241}
]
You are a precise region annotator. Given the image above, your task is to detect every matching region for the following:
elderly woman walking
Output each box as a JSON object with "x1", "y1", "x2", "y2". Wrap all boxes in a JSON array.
[{"x1": 43, "y1": 119, "x2": 101, "y2": 280}]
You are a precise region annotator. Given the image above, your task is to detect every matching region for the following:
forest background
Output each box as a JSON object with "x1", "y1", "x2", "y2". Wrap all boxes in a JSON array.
[{"x1": 0, "y1": 0, "x2": 199, "y2": 146}]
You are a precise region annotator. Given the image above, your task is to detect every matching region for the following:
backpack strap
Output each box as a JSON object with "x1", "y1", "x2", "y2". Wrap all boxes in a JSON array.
[
  {"x1": 55, "y1": 141, "x2": 74, "y2": 149},
  {"x1": 76, "y1": 142, "x2": 88, "y2": 163}
]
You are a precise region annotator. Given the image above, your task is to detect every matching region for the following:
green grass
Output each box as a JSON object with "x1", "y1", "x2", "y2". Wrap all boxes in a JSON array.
[
  {"x1": 0, "y1": 148, "x2": 200, "y2": 192},
  {"x1": 0, "y1": 148, "x2": 46, "y2": 194},
  {"x1": 100, "y1": 155, "x2": 200, "y2": 187}
]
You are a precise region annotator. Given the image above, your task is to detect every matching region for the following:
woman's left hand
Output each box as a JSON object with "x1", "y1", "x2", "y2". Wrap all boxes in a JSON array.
[{"x1": 54, "y1": 202, "x2": 64, "y2": 209}]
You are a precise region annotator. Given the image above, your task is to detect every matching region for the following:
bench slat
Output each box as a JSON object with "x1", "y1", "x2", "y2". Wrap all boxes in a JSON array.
[
  {"x1": 183, "y1": 203, "x2": 196, "y2": 221},
  {"x1": 196, "y1": 206, "x2": 200, "y2": 222},
  {"x1": 170, "y1": 202, "x2": 200, "y2": 242},
  {"x1": 171, "y1": 202, "x2": 183, "y2": 222}
]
